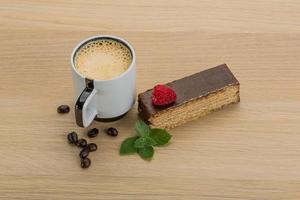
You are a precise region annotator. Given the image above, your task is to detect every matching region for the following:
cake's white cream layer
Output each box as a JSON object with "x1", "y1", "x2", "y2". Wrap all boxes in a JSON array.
[{"x1": 149, "y1": 85, "x2": 240, "y2": 130}]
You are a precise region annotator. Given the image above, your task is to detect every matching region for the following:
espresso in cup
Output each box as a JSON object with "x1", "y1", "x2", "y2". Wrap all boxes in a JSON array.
[
  {"x1": 71, "y1": 36, "x2": 136, "y2": 127},
  {"x1": 74, "y1": 38, "x2": 132, "y2": 80}
]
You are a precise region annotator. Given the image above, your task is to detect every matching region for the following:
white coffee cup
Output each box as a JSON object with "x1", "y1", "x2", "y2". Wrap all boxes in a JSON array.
[{"x1": 70, "y1": 35, "x2": 136, "y2": 127}]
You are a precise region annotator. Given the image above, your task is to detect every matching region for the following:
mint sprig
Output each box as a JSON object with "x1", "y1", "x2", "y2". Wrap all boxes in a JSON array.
[
  {"x1": 135, "y1": 120, "x2": 151, "y2": 137},
  {"x1": 120, "y1": 120, "x2": 172, "y2": 160},
  {"x1": 120, "y1": 136, "x2": 139, "y2": 154},
  {"x1": 138, "y1": 146, "x2": 154, "y2": 159},
  {"x1": 150, "y1": 128, "x2": 172, "y2": 146},
  {"x1": 134, "y1": 137, "x2": 157, "y2": 148}
]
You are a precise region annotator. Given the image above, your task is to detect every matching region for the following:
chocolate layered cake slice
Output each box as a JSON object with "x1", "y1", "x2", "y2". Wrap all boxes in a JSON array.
[{"x1": 138, "y1": 64, "x2": 240, "y2": 130}]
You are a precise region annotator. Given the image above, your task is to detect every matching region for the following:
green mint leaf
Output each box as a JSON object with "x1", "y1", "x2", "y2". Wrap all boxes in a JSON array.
[
  {"x1": 149, "y1": 128, "x2": 172, "y2": 146},
  {"x1": 134, "y1": 137, "x2": 157, "y2": 148},
  {"x1": 120, "y1": 136, "x2": 139, "y2": 155},
  {"x1": 137, "y1": 146, "x2": 154, "y2": 159},
  {"x1": 135, "y1": 120, "x2": 151, "y2": 137}
]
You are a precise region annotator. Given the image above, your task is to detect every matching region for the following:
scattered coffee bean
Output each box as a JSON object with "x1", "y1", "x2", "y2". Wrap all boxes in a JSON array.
[
  {"x1": 65, "y1": 129, "x2": 99, "y2": 169},
  {"x1": 87, "y1": 143, "x2": 98, "y2": 152},
  {"x1": 81, "y1": 157, "x2": 91, "y2": 169},
  {"x1": 57, "y1": 105, "x2": 70, "y2": 114},
  {"x1": 106, "y1": 127, "x2": 118, "y2": 137},
  {"x1": 67, "y1": 132, "x2": 78, "y2": 144},
  {"x1": 79, "y1": 147, "x2": 90, "y2": 159},
  {"x1": 77, "y1": 139, "x2": 87, "y2": 148},
  {"x1": 87, "y1": 128, "x2": 99, "y2": 138}
]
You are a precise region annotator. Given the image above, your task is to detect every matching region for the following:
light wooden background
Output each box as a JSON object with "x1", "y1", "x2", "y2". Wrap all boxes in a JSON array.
[{"x1": 1, "y1": 0, "x2": 300, "y2": 199}]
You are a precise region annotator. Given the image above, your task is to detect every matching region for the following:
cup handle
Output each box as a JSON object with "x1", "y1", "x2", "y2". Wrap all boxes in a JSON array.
[{"x1": 75, "y1": 79, "x2": 97, "y2": 127}]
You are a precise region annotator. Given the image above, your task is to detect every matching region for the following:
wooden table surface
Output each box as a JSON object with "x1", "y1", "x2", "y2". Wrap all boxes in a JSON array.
[{"x1": 1, "y1": 1, "x2": 300, "y2": 199}]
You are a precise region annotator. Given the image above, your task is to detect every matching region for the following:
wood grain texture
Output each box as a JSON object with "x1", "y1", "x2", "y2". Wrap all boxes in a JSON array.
[{"x1": 0, "y1": 0, "x2": 300, "y2": 199}]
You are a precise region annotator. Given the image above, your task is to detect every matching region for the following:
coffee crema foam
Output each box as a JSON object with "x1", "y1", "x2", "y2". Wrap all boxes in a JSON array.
[{"x1": 74, "y1": 39, "x2": 132, "y2": 80}]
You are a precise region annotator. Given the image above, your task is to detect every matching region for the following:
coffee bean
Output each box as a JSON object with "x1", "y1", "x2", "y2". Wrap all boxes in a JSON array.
[
  {"x1": 57, "y1": 105, "x2": 70, "y2": 114},
  {"x1": 79, "y1": 147, "x2": 90, "y2": 159},
  {"x1": 106, "y1": 127, "x2": 118, "y2": 137},
  {"x1": 77, "y1": 139, "x2": 87, "y2": 148},
  {"x1": 87, "y1": 128, "x2": 99, "y2": 138},
  {"x1": 81, "y1": 157, "x2": 91, "y2": 169},
  {"x1": 67, "y1": 132, "x2": 78, "y2": 145},
  {"x1": 87, "y1": 143, "x2": 97, "y2": 152}
]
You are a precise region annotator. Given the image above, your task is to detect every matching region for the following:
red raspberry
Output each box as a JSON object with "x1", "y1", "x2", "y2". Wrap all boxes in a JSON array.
[{"x1": 152, "y1": 84, "x2": 177, "y2": 106}]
